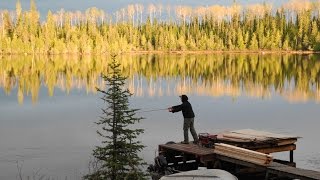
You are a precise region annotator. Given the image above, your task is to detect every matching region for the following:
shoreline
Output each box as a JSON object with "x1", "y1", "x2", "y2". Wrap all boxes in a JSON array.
[
  {"x1": 127, "y1": 50, "x2": 320, "y2": 55},
  {"x1": 1, "y1": 50, "x2": 320, "y2": 56}
]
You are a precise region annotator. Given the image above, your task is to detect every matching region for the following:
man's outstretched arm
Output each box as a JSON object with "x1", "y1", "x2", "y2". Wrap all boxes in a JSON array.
[{"x1": 168, "y1": 104, "x2": 182, "y2": 113}]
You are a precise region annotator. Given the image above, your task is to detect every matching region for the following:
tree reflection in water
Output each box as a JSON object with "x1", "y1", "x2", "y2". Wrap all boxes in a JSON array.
[{"x1": 0, "y1": 53, "x2": 319, "y2": 104}]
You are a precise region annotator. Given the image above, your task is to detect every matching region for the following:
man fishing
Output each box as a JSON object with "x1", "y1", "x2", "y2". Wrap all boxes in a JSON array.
[{"x1": 168, "y1": 95, "x2": 199, "y2": 144}]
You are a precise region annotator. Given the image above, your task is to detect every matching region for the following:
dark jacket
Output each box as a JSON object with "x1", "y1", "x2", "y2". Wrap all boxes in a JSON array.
[{"x1": 171, "y1": 101, "x2": 195, "y2": 118}]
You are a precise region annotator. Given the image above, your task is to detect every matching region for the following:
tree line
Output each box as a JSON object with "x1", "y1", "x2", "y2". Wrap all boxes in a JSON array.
[{"x1": 1, "y1": 0, "x2": 320, "y2": 54}]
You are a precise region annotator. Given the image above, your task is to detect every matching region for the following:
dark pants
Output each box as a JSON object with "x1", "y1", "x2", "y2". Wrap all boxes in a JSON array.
[{"x1": 183, "y1": 118, "x2": 198, "y2": 142}]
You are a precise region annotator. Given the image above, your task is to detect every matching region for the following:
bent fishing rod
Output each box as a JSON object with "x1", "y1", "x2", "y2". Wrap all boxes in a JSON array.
[{"x1": 138, "y1": 108, "x2": 168, "y2": 113}]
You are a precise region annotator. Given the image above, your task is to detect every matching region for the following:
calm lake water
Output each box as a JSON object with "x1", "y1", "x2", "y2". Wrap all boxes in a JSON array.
[{"x1": 0, "y1": 53, "x2": 320, "y2": 179}]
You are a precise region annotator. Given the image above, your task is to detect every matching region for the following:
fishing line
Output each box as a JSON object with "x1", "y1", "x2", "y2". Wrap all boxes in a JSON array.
[{"x1": 138, "y1": 108, "x2": 168, "y2": 113}]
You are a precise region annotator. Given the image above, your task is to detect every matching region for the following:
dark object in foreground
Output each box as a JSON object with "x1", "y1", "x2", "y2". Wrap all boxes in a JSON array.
[
  {"x1": 160, "y1": 169, "x2": 238, "y2": 180},
  {"x1": 148, "y1": 154, "x2": 179, "y2": 180}
]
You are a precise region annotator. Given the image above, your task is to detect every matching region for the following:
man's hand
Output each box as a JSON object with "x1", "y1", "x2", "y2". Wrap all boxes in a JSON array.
[{"x1": 168, "y1": 107, "x2": 173, "y2": 112}]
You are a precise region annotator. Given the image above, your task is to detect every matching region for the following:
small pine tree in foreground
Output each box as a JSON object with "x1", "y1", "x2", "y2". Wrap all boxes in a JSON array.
[{"x1": 84, "y1": 55, "x2": 146, "y2": 180}]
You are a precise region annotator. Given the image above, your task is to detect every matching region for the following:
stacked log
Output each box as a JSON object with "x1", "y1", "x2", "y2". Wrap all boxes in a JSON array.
[{"x1": 214, "y1": 143, "x2": 273, "y2": 166}]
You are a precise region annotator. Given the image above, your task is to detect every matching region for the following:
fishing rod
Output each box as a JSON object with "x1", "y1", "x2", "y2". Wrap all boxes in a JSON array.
[{"x1": 138, "y1": 108, "x2": 168, "y2": 113}]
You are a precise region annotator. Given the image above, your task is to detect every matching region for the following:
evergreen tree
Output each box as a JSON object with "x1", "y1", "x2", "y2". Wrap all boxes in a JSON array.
[
  {"x1": 249, "y1": 33, "x2": 259, "y2": 50},
  {"x1": 84, "y1": 55, "x2": 146, "y2": 180},
  {"x1": 15, "y1": 0, "x2": 22, "y2": 20},
  {"x1": 282, "y1": 34, "x2": 290, "y2": 51},
  {"x1": 236, "y1": 28, "x2": 245, "y2": 50}
]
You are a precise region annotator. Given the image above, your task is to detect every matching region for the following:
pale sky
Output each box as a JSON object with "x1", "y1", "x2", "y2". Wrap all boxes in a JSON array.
[{"x1": 0, "y1": 0, "x2": 291, "y2": 15}]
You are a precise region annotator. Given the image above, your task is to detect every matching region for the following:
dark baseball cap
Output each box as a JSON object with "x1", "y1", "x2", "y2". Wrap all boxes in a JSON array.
[{"x1": 179, "y1": 94, "x2": 188, "y2": 101}]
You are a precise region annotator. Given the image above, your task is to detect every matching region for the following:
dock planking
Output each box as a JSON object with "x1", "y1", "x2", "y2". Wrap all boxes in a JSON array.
[
  {"x1": 267, "y1": 162, "x2": 320, "y2": 180},
  {"x1": 159, "y1": 143, "x2": 215, "y2": 156},
  {"x1": 217, "y1": 154, "x2": 320, "y2": 180}
]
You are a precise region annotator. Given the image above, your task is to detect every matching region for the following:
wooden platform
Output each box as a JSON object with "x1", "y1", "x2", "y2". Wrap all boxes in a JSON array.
[
  {"x1": 159, "y1": 142, "x2": 320, "y2": 180},
  {"x1": 158, "y1": 130, "x2": 320, "y2": 179}
]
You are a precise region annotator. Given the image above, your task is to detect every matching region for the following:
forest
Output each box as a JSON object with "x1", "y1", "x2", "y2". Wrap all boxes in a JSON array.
[{"x1": 1, "y1": 0, "x2": 320, "y2": 54}]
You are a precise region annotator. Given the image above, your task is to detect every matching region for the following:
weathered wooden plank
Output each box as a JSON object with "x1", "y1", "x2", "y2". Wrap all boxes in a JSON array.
[
  {"x1": 215, "y1": 143, "x2": 273, "y2": 158},
  {"x1": 214, "y1": 148, "x2": 272, "y2": 162},
  {"x1": 217, "y1": 136, "x2": 251, "y2": 143},
  {"x1": 214, "y1": 143, "x2": 272, "y2": 166},
  {"x1": 230, "y1": 129, "x2": 299, "y2": 139},
  {"x1": 219, "y1": 129, "x2": 299, "y2": 148},
  {"x1": 222, "y1": 133, "x2": 258, "y2": 141},
  {"x1": 214, "y1": 150, "x2": 272, "y2": 166},
  {"x1": 216, "y1": 136, "x2": 297, "y2": 152},
  {"x1": 255, "y1": 144, "x2": 296, "y2": 154},
  {"x1": 216, "y1": 154, "x2": 320, "y2": 180},
  {"x1": 268, "y1": 162, "x2": 320, "y2": 180},
  {"x1": 277, "y1": 138, "x2": 297, "y2": 146},
  {"x1": 214, "y1": 146, "x2": 272, "y2": 161},
  {"x1": 159, "y1": 143, "x2": 215, "y2": 156}
]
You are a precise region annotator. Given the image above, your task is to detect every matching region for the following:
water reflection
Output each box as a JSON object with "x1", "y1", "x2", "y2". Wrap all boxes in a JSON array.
[{"x1": 0, "y1": 54, "x2": 320, "y2": 103}]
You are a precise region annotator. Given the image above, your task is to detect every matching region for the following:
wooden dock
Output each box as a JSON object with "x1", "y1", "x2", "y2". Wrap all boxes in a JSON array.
[
  {"x1": 159, "y1": 143, "x2": 320, "y2": 180},
  {"x1": 158, "y1": 129, "x2": 320, "y2": 180}
]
